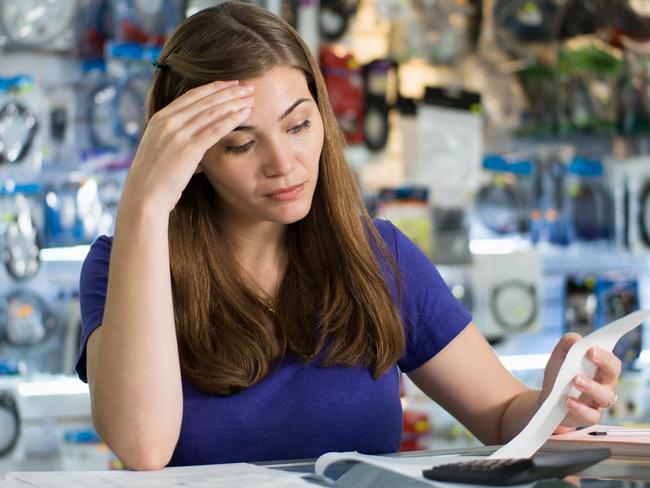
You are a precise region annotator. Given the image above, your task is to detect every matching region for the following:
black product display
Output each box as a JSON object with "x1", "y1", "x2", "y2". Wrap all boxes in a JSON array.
[
  {"x1": 0, "y1": 391, "x2": 20, "y2": 457},
  {"x1": 319, "y1": 0, "x2": 358, "y2": 41},
  {"x1": 0, "y1": 102, "x2": 38, "y2": 166},
  {"x1": 493, "y1": 0, "x2": 557, "y2": 59},
  {"x1": 362, "y1": 59, "x2": 397, "y2": 152},
  {"x1": 558, "y1": 0, "x2": 600, "y2": 39},
  {"x1": 422, "y1": 448, "x2": 611, "y2": 486},
  {"x1": 476, "y1": 182, "x2": 528, "y2": 234},
  {"x1": 638, "y1": 180, "x2": 650, "y2": 247}
]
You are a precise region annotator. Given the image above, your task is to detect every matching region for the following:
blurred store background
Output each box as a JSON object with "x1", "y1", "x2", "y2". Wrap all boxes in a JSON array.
[{"x1": 1, "y1": 0, "x2": 650, "y2": 471}]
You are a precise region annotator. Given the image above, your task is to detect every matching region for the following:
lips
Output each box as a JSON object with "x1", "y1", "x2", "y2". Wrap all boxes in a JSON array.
[
  {"x1": 265, "y1": 183, "x2": 303, "y2": 197},
  {"x1": 265, "y1": 183, "x2": 305, "y2": 201}
]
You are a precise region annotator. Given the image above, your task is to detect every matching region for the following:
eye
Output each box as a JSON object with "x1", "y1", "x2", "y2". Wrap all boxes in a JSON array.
[
  {"x1": 224, "y1": 140, "x2": 254, "y2": 154},
  {"x1": 289, "y1": 119, "x2": 311, "y2": 133}
]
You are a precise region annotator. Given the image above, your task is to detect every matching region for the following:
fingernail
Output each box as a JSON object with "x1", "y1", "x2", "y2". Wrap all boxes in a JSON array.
[
  {"x1": 575, "y1": 376, "x2": 588, "y2": 389},
  {"x1": 239, "y1": 106, "x2": 252, "y2": 115},
  {"x1": 242, "y1": 85, "x2": 255, "y2": 93},
  {"x1": 591, "y1": 349, "x2": 600, "y2": 361}
]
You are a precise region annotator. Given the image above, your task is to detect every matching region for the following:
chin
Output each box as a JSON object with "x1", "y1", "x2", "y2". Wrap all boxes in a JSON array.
[{"x1": 269, "y1": 201, "x2": 312, "y2": 225}]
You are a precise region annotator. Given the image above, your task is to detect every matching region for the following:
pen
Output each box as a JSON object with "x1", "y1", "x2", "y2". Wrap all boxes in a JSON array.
[{"x1": 588, "y1": 429, "x2": 650, "y2": 436}]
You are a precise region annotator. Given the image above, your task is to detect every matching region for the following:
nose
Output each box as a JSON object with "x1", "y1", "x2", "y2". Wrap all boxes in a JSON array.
[{"x1": 262, "y1": 137, "x2": 295, "y2": 177}]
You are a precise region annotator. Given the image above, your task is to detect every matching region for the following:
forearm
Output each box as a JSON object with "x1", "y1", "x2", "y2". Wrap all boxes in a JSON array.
[
  {"x1": 499, "y1": 389, "x2": 540, "y2": 444},
  {"x1": 90, "y1": 194, "x2": 182, "y2": 468}
]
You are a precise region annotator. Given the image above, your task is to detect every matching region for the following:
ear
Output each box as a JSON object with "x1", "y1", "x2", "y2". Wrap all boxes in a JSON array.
[{"x1": 194, "y1": 161, "x2": 204, "y2": 175}]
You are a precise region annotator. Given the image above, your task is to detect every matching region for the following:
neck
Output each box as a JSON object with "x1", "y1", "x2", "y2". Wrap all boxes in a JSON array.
[{"x1": 220, "y1": 219, "x2": 288, "y2": 296}]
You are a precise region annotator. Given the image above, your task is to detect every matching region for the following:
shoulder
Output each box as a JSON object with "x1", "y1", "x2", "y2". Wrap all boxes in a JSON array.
[
  {"x1": 370, "y1": 218, "x2": 424, "y2": 267},
  {"x1": 80, "y1": 235, "x2": 114, "y2": 282}
]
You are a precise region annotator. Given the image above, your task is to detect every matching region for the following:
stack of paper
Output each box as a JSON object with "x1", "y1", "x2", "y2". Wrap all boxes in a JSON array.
[
  {"x1": 543, "y1": 425, "x2": 650, "y2": 459},
  {"x1": 1, "y1": 463, "x2": 314, "y2": 488}
]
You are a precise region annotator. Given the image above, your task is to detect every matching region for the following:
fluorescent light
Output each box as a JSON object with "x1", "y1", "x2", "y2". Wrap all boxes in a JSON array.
[
  {"x1": 469, "y1": 239, "x2": 531, "y2": 255},
  {"x1": 499, "y1": 354, "x2": 550, "y2": 371},
  {"x1": 18, "y1": 379, "x2": 89, "y2": 397},
  {"x1": 40, "y1": 245, "x2": 90, "y2": 262}
]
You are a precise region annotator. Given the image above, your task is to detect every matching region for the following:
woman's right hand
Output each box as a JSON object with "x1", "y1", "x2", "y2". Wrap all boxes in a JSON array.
[{"x1": 122, "y1": 79, "x2": 255, "y2": 214}]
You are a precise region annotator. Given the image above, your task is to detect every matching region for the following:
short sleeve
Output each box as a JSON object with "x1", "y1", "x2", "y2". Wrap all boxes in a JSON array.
[
  {"x1": 75, "y1": 235, "x2": 113, "y2": 383},
  {"x1": 373, "y1": 220, "x2": 472, "y2": 372}
]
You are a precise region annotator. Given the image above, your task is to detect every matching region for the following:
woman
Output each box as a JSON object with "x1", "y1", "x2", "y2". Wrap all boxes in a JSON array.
[{"x1": 76, "y1": 2, "x2": 621, "y2": 470}]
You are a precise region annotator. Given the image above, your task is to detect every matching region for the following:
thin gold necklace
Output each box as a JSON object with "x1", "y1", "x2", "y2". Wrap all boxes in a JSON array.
[{"x1": 263, "y1": 297, "x2": 276, "y2": 316}]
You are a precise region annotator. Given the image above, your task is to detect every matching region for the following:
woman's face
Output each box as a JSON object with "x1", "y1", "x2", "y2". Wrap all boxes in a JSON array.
[{"x1": 201, "y1": 65, "x2": 324, "y2": 227}]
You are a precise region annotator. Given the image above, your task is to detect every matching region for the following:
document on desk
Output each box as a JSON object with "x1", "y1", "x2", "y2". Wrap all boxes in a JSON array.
[
  {"x1": 315, "y1": 452, "x2": 530, "y2": 487},
  {"x1": 4, "y1": 462, "x2": 313, "y2": 488},
  {"x1": 490, "y1": 308, "x2": 650, "y2": 460}
]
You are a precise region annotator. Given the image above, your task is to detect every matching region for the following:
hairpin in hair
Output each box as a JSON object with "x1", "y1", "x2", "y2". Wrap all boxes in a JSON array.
[{"x1": 152, "y1": 59, "x2": 168, "y2": 71}]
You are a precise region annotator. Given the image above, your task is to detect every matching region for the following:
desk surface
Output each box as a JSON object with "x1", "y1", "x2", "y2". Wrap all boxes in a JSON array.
[{"x1": 261, "y1": 446, "x2": 650, "y2": 486}]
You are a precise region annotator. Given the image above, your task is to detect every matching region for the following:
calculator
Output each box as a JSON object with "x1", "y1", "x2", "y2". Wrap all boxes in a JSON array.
[{"x1": 422, "y1": 448, "x2": 611, "y2": 485}]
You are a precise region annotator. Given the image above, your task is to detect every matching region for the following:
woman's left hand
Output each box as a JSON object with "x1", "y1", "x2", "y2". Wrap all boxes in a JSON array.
[{"x1": 538, "y1": 333, "x2": 622, "y2": 433}]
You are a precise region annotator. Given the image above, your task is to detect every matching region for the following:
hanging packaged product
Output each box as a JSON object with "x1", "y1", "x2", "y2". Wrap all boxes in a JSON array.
[
  {"x1": 0, "y1": 391, "x2": 20, "y2": 459},
  {"x1": 0, "y1": 76, "x2": 47, "y2": 177},
  {"x1": 557, "y1": 0, "x2": 602, "y2": 39},
  {"x1": 480, "y1": 64, "x2": 528, "y2": 136},
  {"x1": 565, "y1": 158, "x2": 613, "y2": 243},
  {"x1": 529, "y1": 149, "x2": 572, "y2": 246},
  {"x1": 595, "y1": 275, "x2": 642, "y2": 371},
  {"x1": 378, "y1": 0, "x2": 426, "y2": 63},
  {"x1": 490, "y1": 0, "x2": 558, "y2": 60},
  {"x1": 80, "y1": 43, "x2": 159, "y2": 152},
  {"x1": 416, "y1": 86, "x2": 482, "y2": 206},
  {"x1": 362, "y1": 59, "x2": 398, "y2": 152},
  {"x1": 43, "y1": 176, "x2": 110, "y2": 248},
  {"x1": 320, "y1": 45, "x2": 365, "y2": 145},
  {"x1": 431, "y1": 206, "x2": 470, "y2": 265},
  {"x1": 471, "y1": 249, "x2": 542, "y2": 342},
  {"x1": 564, "y1": 274, "x2": 598, "y2": 339},
  {"x1": 0, "y1": 286, "x2": 69, "y2": 376},
  {"x1": 616, "y1": 156, "x2": 650, "y2": 254},
  {"x1": 110, "y1": 0, "x2": 183, "y2": 46},
  {"x1": 621, "y1": 50, "x2": 650, "y2": 135},
  {"x1": 0, "y1": 185, "x2": 43, "y2": 282},
  {"x1": 0, "y1": 289, "x2": 58, "y2": 349},
  {"x1": 396, "y1": 96, "x2": 419, "y2": 184},
  {"x1": 319, "y1": 0, "x2": 359, "y2": 42},
  {"x1": 411, "y1": 0, "x2": 481, "y2": 65},
  {"x1": 375, "y1": 186, "x2": 433, "y2": 260},
  {"x1": 556, "y1": 38, "x2": 623, "y2": 134},
  {"x1": 0, "y1": 0, "x2": 76, "y2": 51},
  {"x1": 515, "y1": 60, "x2": 557, "y2": 134},
  {"x1": 605, "y1": 0, "x2": 650, "y2": 46},
  {"x1": 473, "y1": 155, "x2": 533, "y2": 239}
]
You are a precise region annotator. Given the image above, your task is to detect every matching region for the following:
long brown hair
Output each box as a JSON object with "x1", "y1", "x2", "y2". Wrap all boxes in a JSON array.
[{"x1": 145, "y1": 1, "x2": 403, "y2": 395}]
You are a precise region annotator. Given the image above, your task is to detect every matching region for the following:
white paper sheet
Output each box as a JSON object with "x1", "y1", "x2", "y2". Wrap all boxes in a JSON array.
[
  {"x1": 5, "y1": 462, "x2": 312, "y2": 488},
  {"x1": 490, "y1": 309, "x2": 650, "y2": 459},
  {"x1": 314, "y1": 451, "x2": 509, "y2": 487}
]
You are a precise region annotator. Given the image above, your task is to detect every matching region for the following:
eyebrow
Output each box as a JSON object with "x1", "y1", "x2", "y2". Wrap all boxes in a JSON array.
[{"x1": 232, "y1": 98, "x2": 311, "y2": 132}]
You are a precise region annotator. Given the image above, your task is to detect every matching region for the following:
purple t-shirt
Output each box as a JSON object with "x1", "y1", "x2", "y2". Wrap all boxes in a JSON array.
[{"x1": 75, "y1": 219, "x2": 471, "y2": 466}]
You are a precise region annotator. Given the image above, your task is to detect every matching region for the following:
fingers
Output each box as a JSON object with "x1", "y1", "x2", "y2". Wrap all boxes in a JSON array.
[
  {"x1": 193, "y1": 105, "x2": 253, "y2": 152},
  {"x1": 557, "y1": 333, "x2": 581, "y2": 353},
  {"x1": 548, "y1": 333, "x2": 581, "y2": 364},
  {"x1": 157, "y1": 84, "x2": 255, "y2": 131},
  {"x1": 566, "y1": 396, "x2": 601, "y2": 425},
  {"x1": 187, "y1": 93, "x2": 254, "y2": 136},
  {"x1": 573, "y1": 374, "x2": 617, "y2": 409},
  {"x1": 160, "y1": 80, "x2": 239, "y2": 116},
  {"x1": 589, "y1": 347, "x2": 622, "y2": 385}
]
